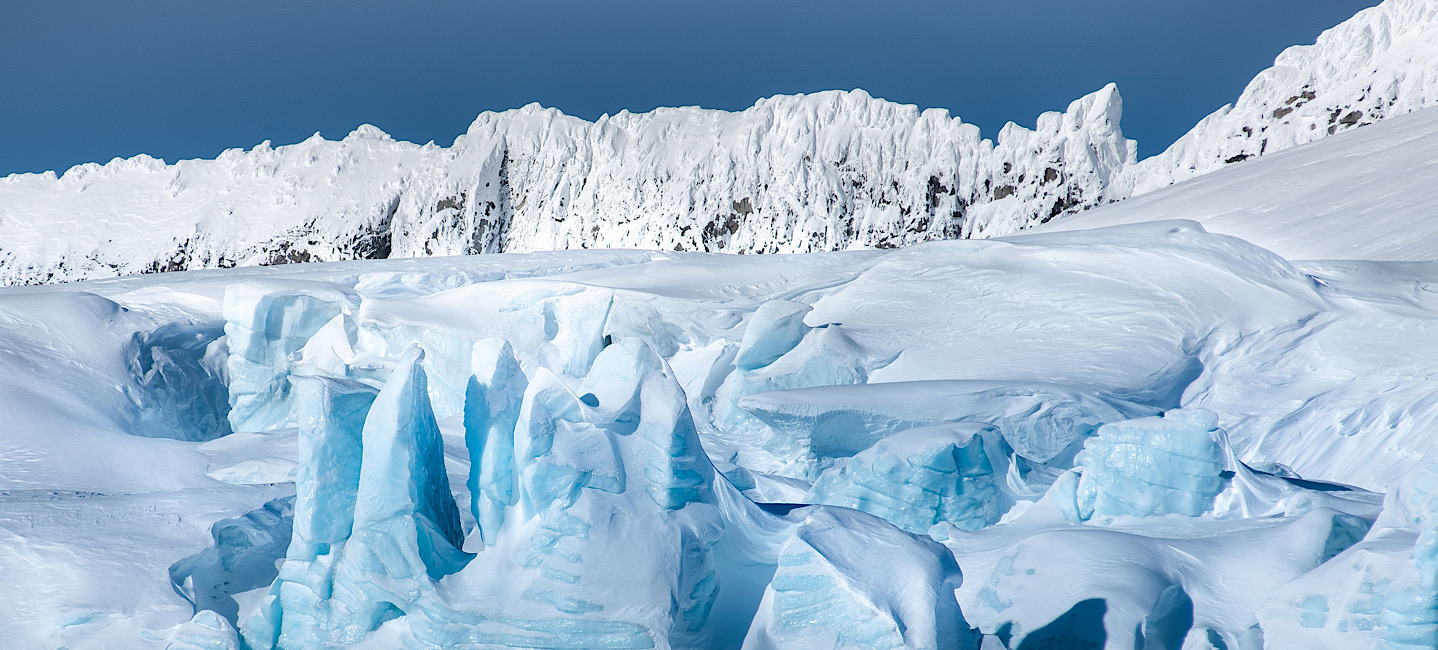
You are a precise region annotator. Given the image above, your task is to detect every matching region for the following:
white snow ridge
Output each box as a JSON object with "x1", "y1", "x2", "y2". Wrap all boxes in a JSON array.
[
  {"x1": 4, "y1": 0, "x2": 1438, "y2": 649},
  {"x1": 0, "y1": 85, "x2": 1135, "y2": 285},
  {"x1": 5, "y1": 1, "x2": 1438, "y2": 285}
]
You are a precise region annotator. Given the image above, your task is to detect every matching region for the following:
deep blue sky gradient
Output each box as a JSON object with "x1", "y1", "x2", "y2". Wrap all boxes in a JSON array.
[{"x1": 1, "y1": 1, "x2": 1381, "y2": 176}]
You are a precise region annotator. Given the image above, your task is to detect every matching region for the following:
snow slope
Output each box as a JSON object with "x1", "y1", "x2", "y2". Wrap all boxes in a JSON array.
[
  {"x1": 1115, "y1": 0, "x2": 1438, "y2": 197},
  {"x1": 3, "y1": 219, "x2": 1437, "y2": 648},
  {"x1": 1038, "y1": 103, "x2": 1438, "y2": 261}
]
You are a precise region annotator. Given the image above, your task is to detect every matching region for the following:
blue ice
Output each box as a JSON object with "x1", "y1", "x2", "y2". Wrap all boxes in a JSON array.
[
  {"x1": 1068, "y1": 407, "x2": 1227, "y2": 520},
  {"x1": 807, "y1": 423, "x2": 1003, "y2": 534}
]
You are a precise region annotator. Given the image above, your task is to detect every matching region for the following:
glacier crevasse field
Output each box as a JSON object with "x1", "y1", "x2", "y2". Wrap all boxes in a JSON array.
[{"x1": 3, "y1": 215, "x2": 1438, "y2": 648}]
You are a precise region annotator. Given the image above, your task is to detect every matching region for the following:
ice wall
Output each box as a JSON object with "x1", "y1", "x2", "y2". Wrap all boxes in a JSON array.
[
  {"x1": 1056, "y1": 408, "x2": 1228, "y2": 521},
  {"x1": 746, "y1": 507, "x2": 976, "y2": 650},
  {"x1": 807, "y1": 423, "x2": 1004, "y2": 534},
  {"x1": 463, "y1": 338, "x2": 528, "y2": 546},
  {"x1": 223, "y1": 281, "x2": 360, "y2": 433}
]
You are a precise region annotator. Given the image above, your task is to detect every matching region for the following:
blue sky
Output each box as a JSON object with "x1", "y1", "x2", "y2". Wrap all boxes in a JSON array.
[{"x1": 1, "y1": 1, "x2": 1380, "y2": 176}]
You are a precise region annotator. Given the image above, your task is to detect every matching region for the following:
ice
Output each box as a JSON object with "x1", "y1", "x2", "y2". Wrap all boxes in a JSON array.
[
  {"x1": 579, "y1": 338, "x2": 712, "y2": 509},
  {"x1": 286, "y1": 377, "x2": 375, "y2": 559},
  {"x1": 713, "y1": 324, "x2": 874, "y2": 480},
  {"x1": 164, "y1": 610, "x2": 241, "y2": 650},
  {"x1": 243, "y1": 347, "x2": 468, "y2": 648},
  {"x1": 463, "y1": 338, "x2": 528, "y2": 545},
  {"x1": 734, "y1": 299, "x2": 812, "y2": 371},
  {"x1": 223, "y1": 281, "x2": 361, "y2": 432},
  {"x1": 542, "y1": 288, "x2": 613, "y2": 377},
  {"x1": 806, "y1": 423, "x2": 1005, "y2": 534},
  {"x1": 348, "y1": 346, "x2": 468, "y2": 581},
  {"x1": 745, "y1": 507, "x2": 977, "y2": 650},
  {"x1": 168, "y1": 497, "x2": 294, "y2": 625},
  {"x1": 124, "y1": 322, "x2": 232, "y2": 441},
  {"x1": 421, "y1": 337, "x2": 726, "y2": 648},
  {"x1": 738, "y1": 380, "x2": 1157, "y2": 465},
  {"x1": 1060, "y1": 408, "x2": 1228, "y2": 521},
  {"x1": 1374, "y1": 456, "x2": 1438, "y2": 648}
]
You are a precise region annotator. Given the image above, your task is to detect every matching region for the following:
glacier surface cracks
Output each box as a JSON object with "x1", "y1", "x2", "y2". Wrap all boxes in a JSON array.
[{"x1": 13, "y1": 222, "x2": 1386, "y2": 649}]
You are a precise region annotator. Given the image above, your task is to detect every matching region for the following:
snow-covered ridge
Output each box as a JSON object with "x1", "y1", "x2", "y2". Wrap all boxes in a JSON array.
[
  {"x1": 1116, "y1": 0, "x2": 1438, "y2": 195},
  {"x1": 0, "y1": 86, "x2": 1134, "y2": 285},
  {"x1": 3, "y1": 0, "x2": 1436, "y2": 285}
]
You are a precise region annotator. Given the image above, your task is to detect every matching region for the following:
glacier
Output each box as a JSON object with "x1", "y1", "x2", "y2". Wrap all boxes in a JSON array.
[
  {"x1": 5, "y1": 1, "x2": 1438, "y2": 648},
  {"x1": 3, "y1": 209, "x2": 1437, "y2": 647}
]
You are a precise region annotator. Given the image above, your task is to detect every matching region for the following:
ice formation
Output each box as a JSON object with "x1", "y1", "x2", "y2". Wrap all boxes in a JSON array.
[
  {"x1": 4, "y1": 216, "x2": 1438, "y2": 648},
  {"x1": 806, "y1": 423, "x2": 1003, "y2": 534},
  {"x1": 737, "y1": 380, "x2": 1157, "y2": 467},
  {"x1": 463, "y1": 338, "x2": 527, "y2": 545},
  {"x1": 1064, "y1": 408, "x2": 1228, "y2": 521},
  {"x1": 243, "y1": 348, "x2": 469, "y2": 648},
  {"x1": 711, "y1": 307, "x2": 875, "y2": 480},
  {"x1": 745, "y1": 507, "x2": 976, "y2": 650},
  {"x1": 7, "y1": 4, "x2": 1438, "y2": 645},
  {"x1": 223, "y1": 281, "x2": 361, "y2": 432}
]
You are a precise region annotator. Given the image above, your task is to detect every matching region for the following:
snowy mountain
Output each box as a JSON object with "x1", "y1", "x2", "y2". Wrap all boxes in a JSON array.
[
  {"x1": 2, "y1": 0, "x2": 1435, "y2": 285},
  {"x1": 6, "y1": 2, "x2": 1438, "y2": 647},
  {"x1": 1039, "y1": 101, "x2": 1438, "y2": 261},
  {"x1": 1114, "y1": 0, "x2": 1438, "y2": 197},
  {"x1": 0, "y1": 86, "x2": 1135, "y2": 285}
]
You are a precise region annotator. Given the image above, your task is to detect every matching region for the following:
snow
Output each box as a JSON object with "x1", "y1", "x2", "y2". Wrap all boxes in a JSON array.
[
  {"x1": 1040, "y1": 103, "x2": 1438, "y2": 261},
  {"x1": 0, "y1": 86, "x2": 1136, "y2": 285},
  {"x1": 3, "y1": 0, "x2": 1437, "y2": 286},
  {"x1": 1113, "y1": 0, "x2": 1438, "y2": 198},
  {"x1": 3, "y1": 203, "x2": 1437, "y2": 647},
  {"x1": 3, "y1": 2, "x2": 1438, "y2": 647}
]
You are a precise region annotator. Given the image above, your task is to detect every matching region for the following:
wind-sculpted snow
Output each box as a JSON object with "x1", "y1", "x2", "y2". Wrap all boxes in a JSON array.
[
  {"x1": 738, "y1": 380, "x2": 1158, "y2": 468},
  {"x1": 7, "y1": 219, "x2": 1438, "y2": 647},
  {"x1": 745, "y1": 507, "x2": 977, "y2": 650}
]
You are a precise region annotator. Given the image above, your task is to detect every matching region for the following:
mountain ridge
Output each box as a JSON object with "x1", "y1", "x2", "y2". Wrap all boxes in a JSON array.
[{"x1": 3, "y1": 0, "x2": 1436, "y2": 285}]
